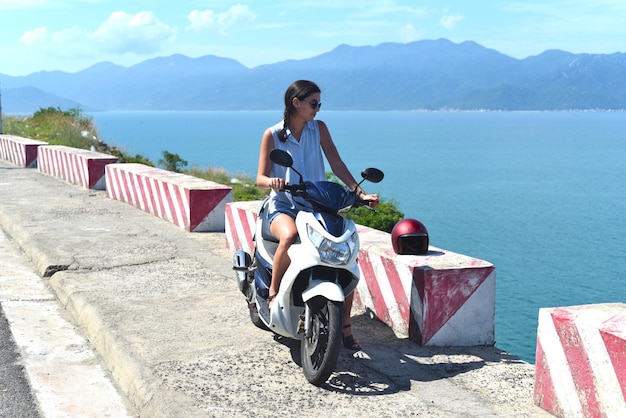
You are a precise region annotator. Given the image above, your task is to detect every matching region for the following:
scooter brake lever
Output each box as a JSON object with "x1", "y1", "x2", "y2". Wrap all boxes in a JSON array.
[{"x1": 356, "y1": 197, "x2": 377, "y2": 212}]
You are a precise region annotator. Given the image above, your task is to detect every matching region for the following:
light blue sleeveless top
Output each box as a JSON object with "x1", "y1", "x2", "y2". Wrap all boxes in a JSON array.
[{"x1": 267, "y1": 120, "x2": 325, "y2": 218}]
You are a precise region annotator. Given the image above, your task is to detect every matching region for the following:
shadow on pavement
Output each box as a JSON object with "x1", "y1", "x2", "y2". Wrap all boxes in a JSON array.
[{"x1": 272, "y1": 310, "x2": 527, "y2": 396}]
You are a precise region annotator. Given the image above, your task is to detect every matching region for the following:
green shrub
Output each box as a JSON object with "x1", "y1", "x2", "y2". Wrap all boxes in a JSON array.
[
  {"x1": 344, "y1": 198, "x2": 404, "y2": 233},
  {"x1": 30, "y1": 107, "x2": 99, "y2": 149},
  {"x1": 117, "y1": 153, "x2": 154, "y2": 165},
  {"x1": 158, "y1": 151, "x2": 188, "y2": 173}
]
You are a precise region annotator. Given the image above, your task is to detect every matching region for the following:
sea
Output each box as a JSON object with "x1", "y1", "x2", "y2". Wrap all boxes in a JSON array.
[{"x1": 89, "y1": 110, "x2": 626, "y2": 363}]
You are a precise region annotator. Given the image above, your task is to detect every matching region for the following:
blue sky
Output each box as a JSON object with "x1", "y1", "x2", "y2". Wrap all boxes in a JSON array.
[{"x1": 1, "y1": 0, "x2": 625, "y2": 76}]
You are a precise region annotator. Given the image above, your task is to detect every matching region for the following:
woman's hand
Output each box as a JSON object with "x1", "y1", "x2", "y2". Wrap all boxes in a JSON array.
[
  {"x1": 269, "y1": 177, "x2": 287, "y2": 191},
  {"x1": 361, "y1": 193, "x2": 379, "y2": 208}
]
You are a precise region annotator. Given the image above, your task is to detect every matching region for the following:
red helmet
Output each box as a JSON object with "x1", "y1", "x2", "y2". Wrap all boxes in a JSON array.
[{"x1": 391, "y1": 218, "x2": 429, "y2": 255}]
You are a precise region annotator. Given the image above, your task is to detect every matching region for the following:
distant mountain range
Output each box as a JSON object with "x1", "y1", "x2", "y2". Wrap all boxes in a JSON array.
[{"x1": 2, "y1": 38, "x2": 626, "y2": 114}]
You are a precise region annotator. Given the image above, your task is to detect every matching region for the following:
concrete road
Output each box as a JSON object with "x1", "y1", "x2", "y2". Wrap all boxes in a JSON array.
[
  {"x1": 0, "y1": 160, "x2": 551, "y2": 417},
  {"x1": 0, "y1": 228, "x2": 134, "y2": 417},
  {"x1": 0, "y1": 303, "x2": 40, "y2": 418}
]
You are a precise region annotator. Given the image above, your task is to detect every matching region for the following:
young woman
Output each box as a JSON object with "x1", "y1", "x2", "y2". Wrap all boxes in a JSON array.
[{"x1": 256, "y1": 80, "x2": 379, "y2": 350}]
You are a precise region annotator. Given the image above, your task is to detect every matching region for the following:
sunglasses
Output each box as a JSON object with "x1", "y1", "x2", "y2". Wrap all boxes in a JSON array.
[{"x1": 305, "y1": 100, "x2": 322, "y2": 110}]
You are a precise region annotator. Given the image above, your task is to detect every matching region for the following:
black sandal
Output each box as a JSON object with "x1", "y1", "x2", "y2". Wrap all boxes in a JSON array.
[{"x1": 342, "y1": 324, "x2": 362, "y2": 350}]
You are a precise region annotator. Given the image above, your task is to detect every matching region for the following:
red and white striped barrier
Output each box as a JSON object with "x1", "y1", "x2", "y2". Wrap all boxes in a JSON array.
[
  {"x1": 534, "y1": 303, "x2": 626, "y2": 418},
  {"x1": 106, "y1": 163, "x2": 233, "y2": 232},
  {"x1": 354, "y1": 225, "x2": 495, "y2": 346},
  {"x1": 38, "y1": 145, "x2": 118, "y2": 189},
  {"x1": 0, "y1": 134, "x2": 48, "y2": 168},
  {"x1": 225, "y1": 201, "x2": 259, "y2": 254},
  {"x1": 224, "y1": 201, "x2": 496, "y2": 346}
]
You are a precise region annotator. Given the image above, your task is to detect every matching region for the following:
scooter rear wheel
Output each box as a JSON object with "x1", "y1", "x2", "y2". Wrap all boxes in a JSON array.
[{"x1": 301, "y1": 298, "x2": 342, "y2": 386}]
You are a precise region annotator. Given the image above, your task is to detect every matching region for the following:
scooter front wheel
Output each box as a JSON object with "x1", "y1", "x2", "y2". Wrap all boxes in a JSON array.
[{"x1": 301, "y1": 298, "x2": 342, "y2": 386}]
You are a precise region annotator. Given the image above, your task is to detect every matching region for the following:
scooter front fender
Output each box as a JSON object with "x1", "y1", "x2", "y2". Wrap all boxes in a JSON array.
[{"x1": 302, "y1": 280, "x2": 345, "y2": 303}]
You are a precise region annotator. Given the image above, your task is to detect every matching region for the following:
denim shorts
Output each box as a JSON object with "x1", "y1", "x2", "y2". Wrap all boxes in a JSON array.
[{"x1": 267, "y1": 199, "x2": 298, "y2": 225}]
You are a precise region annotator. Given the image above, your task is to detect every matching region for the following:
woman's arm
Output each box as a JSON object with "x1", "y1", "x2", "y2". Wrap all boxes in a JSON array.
[
  {"x1": 318, "y1": 121, "x2": 358, "y2": 189},
  {"x1": 256, "y1": 128, "x2": 286, "y2": 191},
  {"x1": 319, "y1": 121, "x2": 379, "y2": 206}
]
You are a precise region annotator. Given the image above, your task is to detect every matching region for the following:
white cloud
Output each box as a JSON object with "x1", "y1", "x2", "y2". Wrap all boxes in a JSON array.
[
  {"x1": 399, "y1": 24, "x2": 422, "y2": 43},
  {"x1": 440, "y1": 13, "x2": 464, "y2": 29},
  {"x1": 188, "y1": 4, "x2": 256, "y2": 35},
  {"x1": 15, "y1": 11, "x2": 176, "y2": 62},
  {"x1": 52, "y1": 26, "x2": 87, "y2": 45},
  {"x1": 90, "y1": 11, "x2": 176, "y2": 54},
  {"x1": 19, "y1": 26, "x2": 48, "y2": 44}
]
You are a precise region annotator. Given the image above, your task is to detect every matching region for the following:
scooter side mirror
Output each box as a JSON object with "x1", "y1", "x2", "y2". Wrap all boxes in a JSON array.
[
  {"x1": 269, "y1": 149, "x2": 304, "y2": 184},
  {"x1": 361, "y1": 168, "x2": 384, "y2": 183},
  {"x1": 270, "y1": 149, "x2": 293, "y2": 168}
]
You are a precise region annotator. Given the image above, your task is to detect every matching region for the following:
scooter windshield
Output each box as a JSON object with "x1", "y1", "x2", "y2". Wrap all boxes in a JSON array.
[{"x1": 303, "y1": 181, "x2": 356, "y2": 213}]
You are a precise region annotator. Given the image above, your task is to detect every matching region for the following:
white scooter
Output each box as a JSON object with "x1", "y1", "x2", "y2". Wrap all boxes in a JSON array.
[{"x1": 233, "y1": 149, "x2": 384, "y2": 386}]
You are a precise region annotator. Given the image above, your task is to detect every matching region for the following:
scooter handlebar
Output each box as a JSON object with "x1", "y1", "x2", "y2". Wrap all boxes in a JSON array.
[
  {"x1": 354, "y1": 194, "x2": 376, "y2": 211},
  {"x1": 282, "y1": 183, "x2": 376, "y2": 212},
  {"x1": 281, "y1": 184, "x2": 307, "y2": 197}
]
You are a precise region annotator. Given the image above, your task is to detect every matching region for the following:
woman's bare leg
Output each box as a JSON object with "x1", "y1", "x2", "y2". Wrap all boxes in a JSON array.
[
  {"x1": 268, "y1": 214, "x2": 297, "y2": 306},
  {"x1": 342, "y1": 292, "x2": 361, "y2": 350}
]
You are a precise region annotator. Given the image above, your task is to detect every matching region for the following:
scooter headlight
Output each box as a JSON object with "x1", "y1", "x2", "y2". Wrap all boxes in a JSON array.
[{"x1": 307, "y1": 225, "x2": 358, "y2": 265}]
